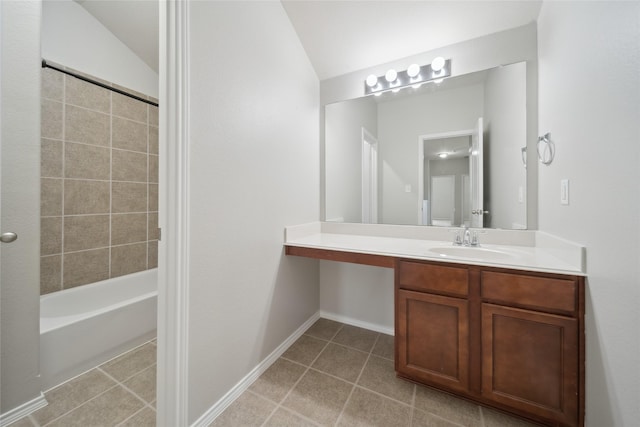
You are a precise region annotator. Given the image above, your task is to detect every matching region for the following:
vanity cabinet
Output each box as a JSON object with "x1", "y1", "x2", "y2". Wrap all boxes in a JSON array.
[{"x1": 395, "y1": 260, "x2": 584, "y2": 427}]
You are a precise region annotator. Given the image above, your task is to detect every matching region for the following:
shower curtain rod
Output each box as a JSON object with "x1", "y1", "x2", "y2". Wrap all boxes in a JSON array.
[{"x1": 41, "y1": 59, "x2": 159, "y2": 107}]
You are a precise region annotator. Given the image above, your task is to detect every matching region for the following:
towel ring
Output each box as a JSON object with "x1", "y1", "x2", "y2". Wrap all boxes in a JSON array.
[{"x1": 537, "y1": 133, "x2": 555, "y2": 165}]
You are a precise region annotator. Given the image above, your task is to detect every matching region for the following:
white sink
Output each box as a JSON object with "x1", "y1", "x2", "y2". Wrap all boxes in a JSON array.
[{"x1": 428, "y1": 246, "x2": 519, "y2": 262}]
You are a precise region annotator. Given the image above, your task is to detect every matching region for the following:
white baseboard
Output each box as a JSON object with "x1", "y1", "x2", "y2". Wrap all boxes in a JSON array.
[
  {"x1": 190, "y1": 311, "x2": 321, "y2": 427},
  {"x1": 319, "y1": 310, "x2": 394, "y2": 336},
  {"x1": 0, "y1": 393, "x2": 47, "y2": 427}
]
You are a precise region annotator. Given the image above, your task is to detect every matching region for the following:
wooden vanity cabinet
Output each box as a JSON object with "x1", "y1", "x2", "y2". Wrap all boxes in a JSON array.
[{"x1": 395, "y1": 259, "x2": 585, "y2": 427}]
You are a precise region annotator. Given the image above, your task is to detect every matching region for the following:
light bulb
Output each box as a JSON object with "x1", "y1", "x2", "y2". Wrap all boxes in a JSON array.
[
  {"x1": 438, "y1": 152, "x2": 449, "y2": 159},
  {"x1": 366, "y1": 74, "x2": 378, "y2": 88},
  {"x1": 407, "y1": 64, "x2": 420, "y2": 78},
  {"x1": 385, "y1": 69, "x2": 398, "y2": 82},
  {"x1": 431, "y1": 57, "x2": 445, "y2": 72}
]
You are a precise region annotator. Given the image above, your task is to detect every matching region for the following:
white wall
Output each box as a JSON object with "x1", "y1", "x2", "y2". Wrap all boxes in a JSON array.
[
  {"x1": 319, "y1": 24, "x2": 538, "y2": 331},
  {"x1": 484, "y1": 62, "x2": 527, "y2": 229},
  {"x1": 0, "y1": 0, "x2": 42, "y2": 415},
  {"x1": 41, "y1": 0, "x2": 158, "y2": 97},
  {"x1": 187, "y1": 2, "x2": 319, "y2": 423},
  {"x1": 378, "y1": 84, "x2": 483, "y2": 225},
  {"x1": 537, "y1": 2, "x2": 640, "y2": 426},
  {"x1": 325, "y1": 97, "x2": 377, "y2": 223}
]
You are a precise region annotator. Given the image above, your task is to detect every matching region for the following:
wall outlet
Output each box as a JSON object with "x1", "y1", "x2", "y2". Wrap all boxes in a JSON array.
[
  {"x1": 561, "y1": 179, "x2": 570, "y2": 205},
  {"x1": 404, "y1": 184, "x2": 412, "y2": 193}
]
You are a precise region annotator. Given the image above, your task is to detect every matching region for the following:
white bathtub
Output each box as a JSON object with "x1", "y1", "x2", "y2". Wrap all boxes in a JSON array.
[{"x1": 40, "y1": 269, "x2": 157, "y2": 390}]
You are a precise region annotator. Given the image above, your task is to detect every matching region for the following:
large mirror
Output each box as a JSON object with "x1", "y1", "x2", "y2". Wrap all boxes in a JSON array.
[{"x1": 325, "y1": 61, "x2": 528, "y2": 229}]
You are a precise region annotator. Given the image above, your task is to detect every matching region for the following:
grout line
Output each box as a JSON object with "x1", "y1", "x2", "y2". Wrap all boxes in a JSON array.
[
  {"x1": 41, "y1": 383, "x2": 121, "y2": 426},
  {"x1": 260, "y1": 324, "x2": 340, "y2": 427},
  {"x1": 59, "y1": 74, "x2": 67, "y2": 292}
]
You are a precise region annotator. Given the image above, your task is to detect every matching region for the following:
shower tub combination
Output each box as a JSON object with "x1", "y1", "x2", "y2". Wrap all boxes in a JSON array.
[{"x1": 40, "y1": 269, "x2": 158, "y2": 390}]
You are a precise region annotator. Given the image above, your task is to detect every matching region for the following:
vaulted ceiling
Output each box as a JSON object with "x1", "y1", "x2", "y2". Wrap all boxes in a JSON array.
[{"x1": 75, "y1": 0, "x2": 542, "y2": 80}]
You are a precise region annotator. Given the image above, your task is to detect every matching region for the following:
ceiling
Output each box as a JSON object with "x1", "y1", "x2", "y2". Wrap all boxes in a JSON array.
[{"x1": 76, "y1": 0, "x2": 542, "y2": 80}]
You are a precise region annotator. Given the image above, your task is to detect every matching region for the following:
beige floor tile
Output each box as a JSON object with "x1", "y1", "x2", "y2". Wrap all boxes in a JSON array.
[
  {"x1": 482, "y1": 407, "x2": 543, "y2": 427},
  {"x1": 282, "y1": 369, "x2": 353, "y2": 426},
  {"x1": 333, "y1": 325, "x2": 379, "y2": 352},
  {"x1": 47, "y1": 385, "x2": 144, "y2": 427},
  {"x1": 372, "y1": 333, "x2": 395, "y2": 360},
  {"x1": 6, "y1": 416, "x2": 35, "y2": 427},
  {"x1": 209, "y1": 391, "x2": 276, "y2": 427},
  {"x1": 264, "y1": 407, "x2": 319, "y2": 427},
  {"x1": 123, "y1": 364, "x2": 156, "y2": 403},
  {"x1": 119, "y1": 407, "x2": 156, "y2": 427},
  {"x1": 411, "y1": 408, "x2": 462, "y2": 427},
  {"x1": 249, "y1": 358, "x2": 307, "y2": 402},
  {"x1": 358, "y1": 355, "x2": 415, "y2": 404},
  {"x1": 304, "y1": 318, "x2": 343, "y2": 341},
  {"x1": 282, "y1": 335, "x2": 328, "y2": 366},
  {"x1": 311, "y1": 343, "x2": 368, "y2": 383},
  {"x1": 100, "y1": 343, "x2": 156, "y2": 382},
  {"x1": 414, "y1": 385, "x2": 482, "y2": 427},
  {"x1": 32, "y1": 369, "x2": 116, "y2": 425},
  {"x1": 337, "y1": 387, "x2": 411, "y2": 427}
]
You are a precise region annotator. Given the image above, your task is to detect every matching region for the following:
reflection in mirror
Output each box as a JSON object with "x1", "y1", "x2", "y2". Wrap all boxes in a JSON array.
[{"x1": 325, "y1": 61, "x2": 527, "y2": 229}]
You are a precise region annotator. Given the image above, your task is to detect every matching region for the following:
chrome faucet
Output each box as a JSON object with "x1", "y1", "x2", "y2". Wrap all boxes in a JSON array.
[{"x1": 453, "y1": 225, "x2": 480, "y2": 247}]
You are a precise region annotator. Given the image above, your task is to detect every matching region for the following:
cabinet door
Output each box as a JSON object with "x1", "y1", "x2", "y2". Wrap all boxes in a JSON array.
[
  {"x1": 481, "y1": 303, "x2": 578, "y2": 426},
  {"x1": 396, "y1": 289, "x2": 469, "y2": 392}
]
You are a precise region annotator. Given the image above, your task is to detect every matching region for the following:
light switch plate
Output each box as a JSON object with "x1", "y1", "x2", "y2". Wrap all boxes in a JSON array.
[{"x1": 561, "y1": 179, "x2": 569, "y2": 205}]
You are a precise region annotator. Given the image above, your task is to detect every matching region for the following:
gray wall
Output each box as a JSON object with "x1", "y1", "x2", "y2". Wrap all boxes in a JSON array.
[
  {"x1": 483, "y1": 62, "x2": 527, "y2": 229},
  {"x1": 187, "y1": 2, "x2": 320, "y2": 422},
  {"x1": 325, "y1": 96, "x2": 377, "y2": 223},
  {"x1": 537, "y1": 2, "x2": 640, "y2": 425}
]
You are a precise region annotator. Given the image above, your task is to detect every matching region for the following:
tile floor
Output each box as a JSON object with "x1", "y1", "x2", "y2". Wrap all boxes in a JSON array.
[
  {"x1": 211, "y1": 319, "x2": 541, "y2": 427},
  {"x1": 10, "y1": 341, "x2": 156, "y2": 427},
  {"x1": 10, "y1": 319, "x2": 541, "y2": 427}
]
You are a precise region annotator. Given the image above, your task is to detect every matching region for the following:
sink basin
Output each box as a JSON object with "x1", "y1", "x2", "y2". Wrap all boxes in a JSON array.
[{"x1": 428, "y1": 246, "x2": 518, "y2": 262}]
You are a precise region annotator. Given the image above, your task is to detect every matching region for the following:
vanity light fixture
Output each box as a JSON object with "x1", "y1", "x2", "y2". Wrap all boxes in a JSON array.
[{"x1": 364, "y1": 57, "x2": 452, "y2": 96}]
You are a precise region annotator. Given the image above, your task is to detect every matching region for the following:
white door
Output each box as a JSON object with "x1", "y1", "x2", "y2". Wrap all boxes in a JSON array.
[
  {"x1": 470, "y1": 117, "x2": 484, "y2": 228},
  {"x1": 431, "y1": 175, "x2": 455, "y2": 226},
  {"x1": 1, "y1": 0, "x2": 43, "y2": 413},
  {"x1": 361, "y1": 128, "x2": 378, "y2": 223}
]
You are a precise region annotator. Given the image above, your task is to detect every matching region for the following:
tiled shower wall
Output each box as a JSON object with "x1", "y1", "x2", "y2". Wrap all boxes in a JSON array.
[{"x1": 40, "y1": 65, "x2": 159, "y2": 295}]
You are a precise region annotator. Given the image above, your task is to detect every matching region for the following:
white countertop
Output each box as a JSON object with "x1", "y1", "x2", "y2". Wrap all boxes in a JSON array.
[{"x1": 285, "y1": 222, "x2": 586, "y2": 276}]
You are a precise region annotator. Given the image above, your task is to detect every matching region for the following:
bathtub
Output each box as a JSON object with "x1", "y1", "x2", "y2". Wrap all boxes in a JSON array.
[{"x1": 40, "y1": 269, "x2": 157, "y2": 390}]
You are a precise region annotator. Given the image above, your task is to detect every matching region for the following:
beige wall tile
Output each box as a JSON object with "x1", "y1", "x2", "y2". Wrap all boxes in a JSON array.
[
  {"x1": 41, "y1": 217, "x2": 62, "y2": 256},
  {"x1": 41, "y1": 138, "x2": 63, "y2": 177},
  {"x1": 42, "y1": 68, "x2": 63, "y2": 101},
  {"x1": 112, "y1": 213, "x2": 147, "y2": 245},
  {"x1": 63, "y1": 248, "x2": 110, "y2": 288},
  {"x1": 149, "y1": 105, "x2": 159, "y2": 126},
  {"x1": 112, "y1": 182, "x2": 147, "y2": 213},
  {"x1": 112, "y1": 149, "x2": 148, "y2": 182},
  {"x1": 113, "y1": 92, "x2": 147, "y2": 123},
  {"x1": 65, "y1": 104, "x2": 110, "y2": 146},
  {"x1": 64, "y1": 215, "x2": 110, "y2": 252},
  {"x1": 148, "y1": 213, "x2": 159, "y2": 240},
  {"x1": 41, "y1": 178, "x2": 63, "y2": 216},
  {"x1": 64, "y1": 180, "x2": 110, "y2": 215},
  {"x1": 148, "y1": 183, "x2": 158, "y2": 212},
  {"x1": 148, "y1": 154, "x2": 158, "y2": 183},
  {"x1": 148, "y1": 125, "x2": 158, "y2": 155},
  {"x1": 112, "y1": 116, "x2": 147, "y2": 153},
  {"x1": 65, "y1": 75, "x2": 110, "y2": 113},
  {"x1": 64, "y1": 142, "x2": 110, "y2": 180},
  {"x1": 41, "y1": 255, "x2": 62, "y2": 295},
  {"x1": 111, "y1": 243, "x2": 147, "y2": 277},
  {"x1": 147, "y1": 241, "x2": 158, "y2": 269},
  {"x1": 42, "y1": 99, "x2": 63, "y2": 140}
]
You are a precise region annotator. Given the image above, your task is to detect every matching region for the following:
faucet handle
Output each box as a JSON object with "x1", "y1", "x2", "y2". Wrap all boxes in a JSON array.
[{"x1": 449, "y1": 228, "x2": 463, "y2": 245}]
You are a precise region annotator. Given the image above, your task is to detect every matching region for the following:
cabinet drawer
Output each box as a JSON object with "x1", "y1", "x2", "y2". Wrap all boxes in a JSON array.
[
  {"x1": 398, "y1": 261, "x2": 468, "y2": 297},
  {"x1": 481, "y1": 271, "x2": 577, "y2": 315}
]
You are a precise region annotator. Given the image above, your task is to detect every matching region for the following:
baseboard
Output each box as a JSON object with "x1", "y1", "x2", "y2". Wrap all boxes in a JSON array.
[
  {"x1": 319, "y1": 310, "x2": 394, "y2": 336},
  {"x1": 190, "y1": 311, "x2": 321, "y2": 427},
  {"x1": 0, "y1": 393, "x2": 47, "y2": 427}
]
